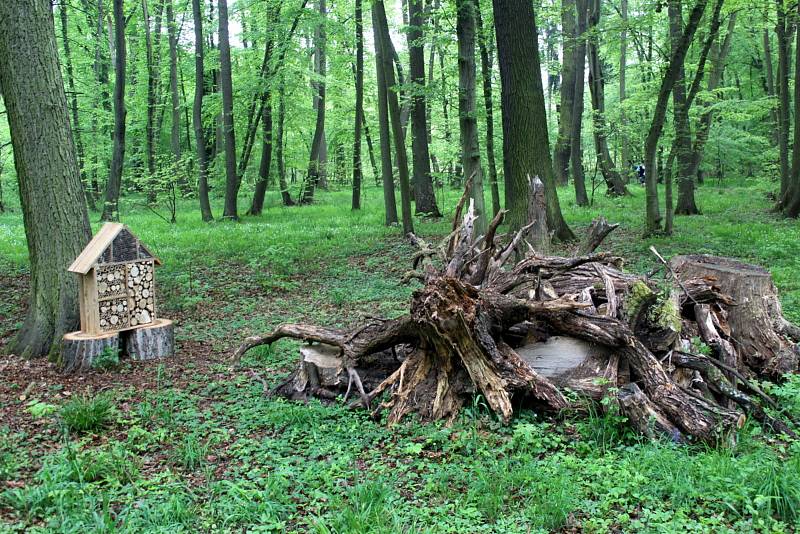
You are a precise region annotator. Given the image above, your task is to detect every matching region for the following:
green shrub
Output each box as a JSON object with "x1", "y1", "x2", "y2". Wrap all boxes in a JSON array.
[{"x1": 60, "y1": 393, "x2": 115, "y2": 433}]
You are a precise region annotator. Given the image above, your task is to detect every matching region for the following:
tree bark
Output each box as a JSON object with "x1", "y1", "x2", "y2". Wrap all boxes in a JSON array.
[
  {"x1": 643, "y1": 0, "x2": 708, "y2": 235},
  {"x1": 456, "y1": 0, "x2": 487, "y2": 236},
  {"x1": 375, "y1": 0, "x2": 414, "y2": 234},
  {"x1": 101, "y1": 0, "x2": 127, "y2": 222},
  {"x1": 492, "y1": 0, "x2": 574, "y2": 241},
  {"x1": 407, "y1": 0, "x2": 441, "y2": 216},
  {"x1": 167, "y1": 0, "x2": 183, "y2": 185},
  {"x1": 219, "y1": 0, "x2": 239, "y2": 219},
  {"x1": 352, "y1": 0, "x2": 364, "y2": 210},
  {"x1": 571, "y1": 0, "x2": 589, "y2": 206},
  {"x1": 372, "y1": 1, "x2": 398, "y2": 225},
  {"x1": 475, "y1": 2, "x2": 500, "y2": 216},
  {"x1": 586, "y1": 0, "x2": 628, "y2": 196},
  {"x1": 553, "y1": 0, "x2": 577, "y2": 188},
  {"x1": 670, "y1": 0, "x2": 699, "y2": 216},
  {"x1": 275, "y1": 76, "x2": 295, "y2": 206},
  {"x1": 192, "y1": 0, "x2": 213, "y2": 221},
  {"x1": 302, "y1": 0, "x2": 327, "y2": 204},
  {"x1": 59, "y1": 3, "x2": 93, "y2": 211},
  {"x1": 142, "y1": 0, "x2": 163, "y2": 204},
  {"x1": 0, "y1": 0, "x2": 92, "y2": 358},
  {"x1": 619, "y1": 0, "x2": 629, "y2": 181},
  {"x1": 783, "y1": 0, "x2": 800, "y2": 217},
  {"x1": 248, "y1": 97, "x2": 273, "y2": 216},
  {"x1": 774, "y1": 0, "x2": 791, "y2": 198}
]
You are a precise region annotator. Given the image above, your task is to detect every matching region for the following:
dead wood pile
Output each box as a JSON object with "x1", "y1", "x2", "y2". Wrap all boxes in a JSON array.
[{"x1": 234, "y1": 196, "x2": 799, "y2": 445}]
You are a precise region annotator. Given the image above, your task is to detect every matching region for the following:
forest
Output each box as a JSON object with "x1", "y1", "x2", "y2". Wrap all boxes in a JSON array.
[{"x1": 2, "y1": 0, "x2": 800, "y2": 531}]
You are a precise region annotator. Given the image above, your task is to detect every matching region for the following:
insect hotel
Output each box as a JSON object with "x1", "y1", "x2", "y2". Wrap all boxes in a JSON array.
[{"x1": 61, "y1": 223, "x2": 174, "y2": 372}]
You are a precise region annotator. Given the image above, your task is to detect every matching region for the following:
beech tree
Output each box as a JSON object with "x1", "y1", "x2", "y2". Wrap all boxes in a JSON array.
[
  {"x1": 0, "y1": 0, "x2": 92, "y2": 358},
  {"x1": 219, "y1": 0, "x2": 239, "y2": 219},
  {"x1": 101, "y1": 0, "x2": 127, "y2": 222}
]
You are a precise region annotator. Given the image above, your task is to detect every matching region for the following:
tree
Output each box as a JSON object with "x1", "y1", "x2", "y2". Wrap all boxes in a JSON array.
[
  {"x1": 406, "y1": 0, "x2": 441, "y2": 216},
  {"x1": 586, "y1": 0, "x2": 628, "y2": 196},
  {"x1": 783, "y1": 0, "x2": 800, "y2": 217},
  {"x1": 219, "y1": 0, "x2": 239, "y2": 219},
  {"x1": 492, "y1": 0, "x2": 574, "y2": 240},
  {"x1": 619, "y1": 0, "x2": 629, "y2": 181},
  {"x1": 456, "y1": 0, "x2": 487, "y2": 236},
  {"x1": 101, "y1": 0, "x2": 127, "y2": 222},
  {"x1": 372, "y1": 1, "x2": 399, "y2": 226},
  {"x1": 553, "y1": 0, "x2": 577, "y2": 188},
  {"x1": 192, "y1": 0, "x2": 213, "y2": 221},
  {"x1": 59, "y1": 3, "x2": 93, "y2": 211},
  {"x1": 302, "y1": 0, "x2": 327, "y2": 204},
  {"x1": 571, "y1": 0, "x2": 589, "y2": 206},
  {"x1": 374, "y1": 0, "x2": 414, "y2": 234},
  {"x1": 0, "y1": 0, "x2": 92, "y2": 358},
  {"x1": 352, "y1": 0, "x2": 364, "y2": 210},
  {"x1": 475, "y1": 1, "x2": 500, "y2": 216},
  {"x1": 643, "y1": 0, "x2": 708, "y2": 235},
  {"x1": 774, "y1": 0, "x2": 790, "y2": 198},
  {"x1": 142, "y1": 0, "x2": 163, "y2": 204},
  {"x1": 167, "y1": 0, "x2": 183, "y2": 184}
]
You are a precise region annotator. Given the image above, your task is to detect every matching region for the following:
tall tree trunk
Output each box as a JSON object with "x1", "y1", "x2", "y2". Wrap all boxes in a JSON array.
[
  {"x1": 352, "y1": 0, "x2": 364, "y2": 210},
  {"x1": 690, "y1": 13, "x2": 735, "y2": 184},
  {"x1": 192, "y1": 0, "x2": 213, "y2": 221},
  {"x1": 59, "y1": 3, "x2": 93, "y2": 210},
  {"x1": 763, "y1": 27, "x2": 779, "y2": 146},
  {"x1": 167, "y1": 0, "x2": 184, "y2": 191},
  {"x1": 101, "y1": 0, "x2": 127, "y2": 222},
  {"x1": 248, "y1": 97, "x2": 273, "y2": 215},
  {"x1": 142, "y1": 0, "x2": 162, "y2": 203},
  {"x1": 670, "y1": 0, "x2": 699, "y2": 217},
  {"x1": 374, "y1": 0, "x2": 413, "y2": 234},
  {"x1": 407, "y1": 0, "x2": 441, "y2": 216},
  {"x1": 775, "y1": 0, "x2": 791, "y2": 198},
  {"x1": 782, "y1": 0, "x2": 800, "y2": 216},
  {"x1": 643, "y1": 0, "x2": 708, "y2": 235},
  {"x1": 619, "y1": 0, "x2": 629, "y2": 181},
  {"x1": 456, "y1": 0, "x2": 487, "y2": 235},
  {"x1": 586, "y1": 0, "x2": 628, "y2": 196},
  {"x1": 302, "y1": 0, "x2": 327, "y2": 204},
  {"x1": 553, "y1": 0, "x2": 577, "y2": 188},
  {"x1": 219, "y1": 0, "x2": 239, "y2": 219},
  {"x1": 475, "y1": 1, "x2": 501, "y2": 216},
  {"x1": 372, "y1": 1, "x2": 399, "y2": 225},
  {"x1": 0, "y1": 0, "x2": 92, "y2": 358},
  {"x1": 492, "y1": 0, "x2": 574, "y2": 241},
  {"x1": 362, "y1": 114, "x2": 380, "y2": 185},
  {"x1": 276, "y1": 75, "x2": 295, "y2": 206},
  {"x1": 571, "y1": 0, "x2": 589, "y2": 206}
]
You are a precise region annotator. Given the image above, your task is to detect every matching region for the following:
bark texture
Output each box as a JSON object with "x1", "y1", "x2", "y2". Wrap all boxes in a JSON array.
[
  {"x1": 101, "y1": 0, "x2": 127, "y2": 222},
  {"x1": 0, "y1": 0, "x2": 92, "y2": 358},
  {"x1": 219, "y1": 0, "x2": 239, "y2": 219}
]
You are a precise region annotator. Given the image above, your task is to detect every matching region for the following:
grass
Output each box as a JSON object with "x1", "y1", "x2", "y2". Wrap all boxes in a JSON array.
[{"x1": 1, "y1": 179, "x2": 800, "y2": 531}]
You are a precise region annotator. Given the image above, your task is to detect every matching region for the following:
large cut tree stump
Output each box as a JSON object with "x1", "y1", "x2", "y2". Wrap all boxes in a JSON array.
[
  {"x1": 671, "y1": 255, "x2": 799, "y2": 376},
  {"x1": 124, "y1": 318, "x2": 175, "y2": 361},
  {"x1": 61, "y1": 331, "x2": 119, "y2": 373}
]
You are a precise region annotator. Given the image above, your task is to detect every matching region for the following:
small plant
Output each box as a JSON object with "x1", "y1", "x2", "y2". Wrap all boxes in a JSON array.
[
  {"x1": 60, "y1": 393, "x2": 115, "y2": 433},
  {"x1": 91, "y1": 346, "x2": 120, "y2": 371},
  {"x1": 171, "y1": 432, "x2": 211, "y2": 470}
]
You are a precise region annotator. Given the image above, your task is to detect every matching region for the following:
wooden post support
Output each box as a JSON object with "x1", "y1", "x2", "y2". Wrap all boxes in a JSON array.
[
  {"x1": 61, "y1": 331, "x2": 120, "y2": 374},
  {"x1": 124, "y1": 318, "x2": 175, "y2": 361}
]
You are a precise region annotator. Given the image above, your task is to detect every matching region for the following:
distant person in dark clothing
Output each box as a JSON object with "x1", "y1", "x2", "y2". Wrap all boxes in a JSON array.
[{"x1": 637, "y1": 164, "x2": 646, "y2": 185}]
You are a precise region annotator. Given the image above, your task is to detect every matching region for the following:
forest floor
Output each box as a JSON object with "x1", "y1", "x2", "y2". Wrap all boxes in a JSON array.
[{"x1": 1, "y1": 179, "x2": 800, "y2": 532}]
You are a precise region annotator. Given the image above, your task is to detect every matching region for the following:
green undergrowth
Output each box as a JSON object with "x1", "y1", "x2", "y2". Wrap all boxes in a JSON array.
[{"x1": 2, "y1": 180, "x2": 800, "y2": 531}]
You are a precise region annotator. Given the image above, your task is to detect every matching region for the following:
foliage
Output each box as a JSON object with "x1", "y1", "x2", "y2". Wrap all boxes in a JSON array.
[
  {"x1": 91, "y1": 346, "x2": 121, "y2": 371},
  {"x1": 60, "y1": 393, "x2": 116, "y2": 433}
]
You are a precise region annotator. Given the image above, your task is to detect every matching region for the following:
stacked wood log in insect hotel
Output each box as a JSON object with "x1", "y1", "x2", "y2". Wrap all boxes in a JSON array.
[
  {"x1": 235, "y1": 190, "x2": 800, "y2": 445},
  {"x1": 62, "y1": 223, "x2": 174, "y2": 372}
]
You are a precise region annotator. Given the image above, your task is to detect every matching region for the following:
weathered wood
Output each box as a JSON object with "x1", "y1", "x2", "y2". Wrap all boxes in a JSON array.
[
  {"x1": 580, "y1": 216, "x2": 620, "y2": 254},
  {"x1": 61, "y1": 330, "x2": 119, "y2": 373},
  {"x1": 671, "y1": 254, "x2": 799, "y2": 376},
  {"x1": 618, "y1": 382, "x2": 683, "y2": 442},
  {"x1": 124, "y1": 318, "x2": 174, "y2": 360},
  {"x1": 526, "y1": 175, "x2": 550, "y2": 253}
]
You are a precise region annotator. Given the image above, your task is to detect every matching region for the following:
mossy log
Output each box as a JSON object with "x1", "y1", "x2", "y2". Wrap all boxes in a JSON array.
[{"x1": 235, "y1": 202, "x2": 797, "y2": 445}]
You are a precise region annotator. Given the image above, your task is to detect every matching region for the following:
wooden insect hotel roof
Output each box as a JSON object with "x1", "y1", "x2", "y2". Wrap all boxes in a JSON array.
[{"x1": 68, "y1": 222, "x2": 162, "y2": 274}]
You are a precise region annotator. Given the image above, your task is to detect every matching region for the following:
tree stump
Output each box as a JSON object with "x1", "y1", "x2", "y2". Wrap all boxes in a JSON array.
[
  {"x1": 124, "y1": 318, "x2": 175, "y2": 361},
  {"x1": 61, "y1": 331, "x2": 119, "y2": 374},
  {"x1": 671, "y1": 255, "x2": 799, "y2": 376}
]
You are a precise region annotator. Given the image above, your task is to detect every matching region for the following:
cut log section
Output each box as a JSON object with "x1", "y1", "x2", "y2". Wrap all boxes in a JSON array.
[
  {"x1": 124, "y1": 318, "x2": 175, "y2": 361},
  {"x1": 61, "y1": 330, "x2": 120, "y2": 374},
  {"x1": 671, "y1": 255, "x2": 799, "y2": 376}
]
